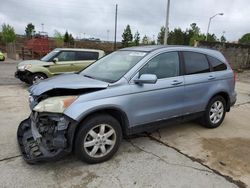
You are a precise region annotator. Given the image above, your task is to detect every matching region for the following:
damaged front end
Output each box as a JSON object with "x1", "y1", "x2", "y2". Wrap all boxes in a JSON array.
[
  {"x1": 17, "y1": 112, "x2": 76, "y2": 163},
  {"x1": 17, "y1": 73, "x2": 109, "y2": 163}
]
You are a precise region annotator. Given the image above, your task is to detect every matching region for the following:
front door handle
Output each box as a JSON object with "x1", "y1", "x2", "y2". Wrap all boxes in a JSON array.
[
  {"x1": 208, "y1": 75, "x2": 216, "y2": 80},
  {"x1": 171, "y1": 80, "x2": 183, "y2": 85}
]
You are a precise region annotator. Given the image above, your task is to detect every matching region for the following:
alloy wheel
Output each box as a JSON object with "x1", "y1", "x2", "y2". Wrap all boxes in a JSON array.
[
  {"x1": 83, "y1": 124, "x2": 116, "y2": 158},
  {"x1": 32, "y1": 75, "x2": 45, "y2": 84},
  {"x1": 209, "y1": 100, "x2": 224, "y2": 124}
]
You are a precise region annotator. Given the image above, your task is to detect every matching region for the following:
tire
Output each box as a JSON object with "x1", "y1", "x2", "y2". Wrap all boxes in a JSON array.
[
  {"x1": 29, "y1": 73, "x2": 47, "y2": 84},
  {"x1": 75, "y1": 114, "x2": 122, "y2": 164},
  {"x1": 201, "y1": 96, "x2": 226, "y2": 128}
]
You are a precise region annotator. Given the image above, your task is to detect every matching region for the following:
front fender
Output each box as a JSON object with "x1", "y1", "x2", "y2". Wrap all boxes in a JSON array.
[
  {"x1": 27, "y1": 66, "x2": 53, "y2": 77},
  {"x1": 64, "y1": 99, "x2": 128, "y2": 122}
]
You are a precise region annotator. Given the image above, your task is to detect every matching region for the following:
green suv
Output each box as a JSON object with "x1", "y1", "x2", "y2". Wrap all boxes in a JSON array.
[{"x1": 15, "y1": 48, "x2": 105, "y2": 84}]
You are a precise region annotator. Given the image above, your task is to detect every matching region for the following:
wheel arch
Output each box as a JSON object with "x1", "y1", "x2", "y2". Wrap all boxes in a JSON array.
[
  {"x1": 31, "y1": 72, "x2": 49, "y2": 77},
  {"x1": 73, "y1": 107, "x2": 130, "y2": 140},
  {"x1": 28, "y1": 66, "x2": 52, "y2": 78},
  {"x1": 209, "y1": 91, "x2": 230, "y2": 111}
]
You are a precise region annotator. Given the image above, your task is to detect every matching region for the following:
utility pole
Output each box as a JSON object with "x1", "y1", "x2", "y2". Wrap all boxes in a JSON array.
[
  {"x1": 114, "y1": 4, "x2": 118, "y2": 50},
  {"x1": 107, "y1": 29, "x2": 110, "y2": 41},
  {"x1": 164, "y1": 0, "x2": 170, "y2": 45},
  {"x1": 41, "y1": 23, "x2": 44, "y2": 32}
]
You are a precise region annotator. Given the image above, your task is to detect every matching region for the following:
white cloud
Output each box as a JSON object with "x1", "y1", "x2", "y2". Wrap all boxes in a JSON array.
[{"x1": 0, "y1": 0, "x2": 249, "y2": 42}]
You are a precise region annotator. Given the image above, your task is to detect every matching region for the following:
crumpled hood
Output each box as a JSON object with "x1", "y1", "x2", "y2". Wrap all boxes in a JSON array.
[{"x1": 29, "y1": 73, "x2": 109, "y2": 96}]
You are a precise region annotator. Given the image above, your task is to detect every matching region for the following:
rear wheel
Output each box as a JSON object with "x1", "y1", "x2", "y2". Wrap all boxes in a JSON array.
[
  {"x1": 29, "y1": 73, "x2": 47, "y2": 84},
  {"x1": 75, "y1": 114, "x2": 122, "y2": 164},
  {"x1": 201, "y1": 96, "x2": 226, "y2": 128}
]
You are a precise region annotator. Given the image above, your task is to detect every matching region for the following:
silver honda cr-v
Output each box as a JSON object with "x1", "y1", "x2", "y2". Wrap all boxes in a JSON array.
[{"x1": 17, "y1": 45, "x2": 236, "y2": 164}]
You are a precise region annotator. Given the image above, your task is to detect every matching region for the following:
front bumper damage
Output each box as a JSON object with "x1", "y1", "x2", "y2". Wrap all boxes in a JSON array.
[
  {"x1": 15, "y1": 70, "x2": 32, "y2": 83},
  {"x1": 17, "y1": 112, "x2": 77, "y2": 163}
]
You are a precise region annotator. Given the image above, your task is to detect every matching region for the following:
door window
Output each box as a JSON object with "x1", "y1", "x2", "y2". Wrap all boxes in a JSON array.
[
  {"x1": 57, "y1": 51, "x2": 75, "y2": 61},
  {"x1": 139, "y1": 52, "x2": 180, "y2": 79},
  {"x1": 183, "y1": 52, "x2": 210, "y2": 75},
  {"x1": 207, "y1": 56, "x2": 227, "y2": 71},
  {"x1": 75, "y1": 51, "x2": 99, "y2": 60}
]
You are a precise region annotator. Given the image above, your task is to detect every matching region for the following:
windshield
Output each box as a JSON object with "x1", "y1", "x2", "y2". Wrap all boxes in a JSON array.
[
  {"x1": 80, "y1": 51, "x2": 147, "y2": 83},
  {"x1": 40, "y1": 50, "x2": 59, "y2": 62}
]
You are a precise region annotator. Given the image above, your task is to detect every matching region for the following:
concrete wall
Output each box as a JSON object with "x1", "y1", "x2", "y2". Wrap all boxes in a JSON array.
[{"x1": 196, "y1": 41, "x2": 250, "y2": 70}]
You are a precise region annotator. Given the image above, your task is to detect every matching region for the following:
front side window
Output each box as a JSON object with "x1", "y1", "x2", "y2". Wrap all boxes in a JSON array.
[
  {"x1": 40, "y1": 50, "x2": 59, "y2": 62},
  {"x1": 207, "y1": 56, "x2": 227, "y2": 71},
  {"x1": 76, "y1": 51, "x2": 99, "y2": 61},
  {"x1": 80, "y1": 51, "x2": 147, "y2": 83},
  {"x1": 140, "y1": 52, "x2": 180, "y2": 79},
  {"x1": 183, "y1": 52, "x2": 210, "y2": 75},
  {"x1": 57, "y1": 51, "x2": 75, "y2": 61}
]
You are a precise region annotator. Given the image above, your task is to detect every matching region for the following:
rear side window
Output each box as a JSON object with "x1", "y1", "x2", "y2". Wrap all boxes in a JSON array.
[
  {"x1": 183, "y1": 52, "x2": 210, "y2": 75},
  {"x1": 207, "y1": 56, "x2": 227, "y2": 71},
  {"x1": 76, "y1": 51, "x2": 99, "y2": 61}
]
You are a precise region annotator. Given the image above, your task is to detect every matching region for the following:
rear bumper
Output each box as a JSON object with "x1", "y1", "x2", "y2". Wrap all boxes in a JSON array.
[
  {"x1": 230, "y1": 92, "x2": 237, "y2": 107},
  {"x1": 15, "y1": 70, "x2": 31, "y2": 83},
  {"x1": 17, "y1": 112, "x2": 77, "y2": 163}
]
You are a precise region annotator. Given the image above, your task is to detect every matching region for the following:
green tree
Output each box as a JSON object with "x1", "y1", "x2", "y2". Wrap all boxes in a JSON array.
[
  {"x1": 68, "y1": 34, "x2": 74, "y2": 45},
  {"x1": 134, "y1": 31, "x2": 140, "y2": 46},
  {"x1": 157, "y1": 26, "x2": 165, "y2": 44},
  {"x1": 239, "y1": 33, "x2": 250, "y2": 44},
  {"x1": 142, "y1": 35, "x2": 150, "y2": 45},
  {"x1": 25, "y1": 23, "x2": 35, "y2": 38},
  {"x1": 1, "y1": 23, "x2": 16, "y2": 44},
  {"x1": 122, "y1": 25, "x2": 133, "y2": 47},
  {"x1": 54, "y1": 30, "x2": 64, "y2": 47},
  {"x1": 168, "y1": 28, "x2": 185, "y2": 45},
  {"x1": 190, "y1": 23, "x2": 200, "y2": 34},
  {"x1": 151, "y1": 40, "x2": 156, "y2": 45},
  {"x1": 206, "y1": 33, "x2": 217, "y2": 42},
  {"x1": 187, "y1": 23, "x2": 206, "y2": 46},
  {"x1": 64, "y1": 31, "x2": 69, "y2": 43},
  {"x1": 220, "y1": 35, "x2": 226, "y2": 43}
]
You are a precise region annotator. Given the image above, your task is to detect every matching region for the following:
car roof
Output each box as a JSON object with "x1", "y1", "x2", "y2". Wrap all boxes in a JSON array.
[
  {"x1": 119, "y1": 45, "x2": 226, "y2": 62},
  {"x1": 54, "y1": 48, "x2": 104, "y2": 53}
]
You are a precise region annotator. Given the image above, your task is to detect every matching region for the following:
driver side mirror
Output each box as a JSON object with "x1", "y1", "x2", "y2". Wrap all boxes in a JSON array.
[
  {"x1": 134, "y1": 74, "x2": 157, "y2": 84},
  {"x1": 53, "y1": 57, "x2": 59, "y2": 63}
]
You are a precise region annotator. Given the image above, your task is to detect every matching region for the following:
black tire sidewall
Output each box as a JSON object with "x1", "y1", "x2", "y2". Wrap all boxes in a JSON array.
[
  {"x1": 204, "y1": 96, "x2": 226, "y2": 128},
  {"x1": 74, "y1": 114, "x2": 122, "y2": 164}
]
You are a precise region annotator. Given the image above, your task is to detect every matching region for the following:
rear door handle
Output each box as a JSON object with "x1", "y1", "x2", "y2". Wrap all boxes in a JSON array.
[
  {"x1": 208, "y1": 75, "x2": 216, "y2": 80},
  {"x1": 171, "y1": 80, "x2": 183, "y2": 85}
]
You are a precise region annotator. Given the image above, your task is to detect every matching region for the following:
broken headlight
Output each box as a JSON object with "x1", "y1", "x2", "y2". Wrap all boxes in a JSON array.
[{"x1": 33, "y1": 96, "x2": 77, "y2": 113}]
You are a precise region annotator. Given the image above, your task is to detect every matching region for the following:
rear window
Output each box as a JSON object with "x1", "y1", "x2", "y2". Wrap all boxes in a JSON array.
[
  {"x1": 207, "y1": 56, "x2": 227, "y2": 71},
  {"x1": 183, "y1": 52, "x2": 210, "y2": 75},
  {"x1": 76, "y1": 51, "x2": 99, "y2": 61}
]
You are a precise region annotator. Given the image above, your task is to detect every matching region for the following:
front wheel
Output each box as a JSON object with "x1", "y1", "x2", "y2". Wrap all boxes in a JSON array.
[
  {"x1": 29, "y1": 73, "x2": 47, "y2": 84},
  {"x1": 75, "y1": 114, "x2": 122, "y2": 164},
  {"x1": 201, "y1": 96, "x2": 226, "y2": 128}
]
